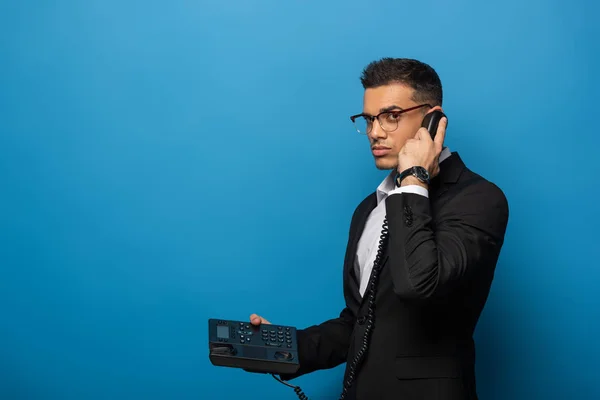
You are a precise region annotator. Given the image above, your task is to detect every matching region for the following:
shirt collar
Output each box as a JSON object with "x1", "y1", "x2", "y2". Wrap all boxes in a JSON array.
[{"x1": 376, "y1": 147, "x2": 452, "y2": 203}]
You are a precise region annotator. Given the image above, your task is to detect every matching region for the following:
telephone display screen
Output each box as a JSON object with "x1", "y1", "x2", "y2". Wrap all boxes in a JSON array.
[{"x1": 217, "y1": 325, "x2": 229, "y2": 339}]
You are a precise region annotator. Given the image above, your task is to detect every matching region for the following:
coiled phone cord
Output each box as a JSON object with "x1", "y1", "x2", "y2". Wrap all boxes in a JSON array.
[
  {"x1": 338, "y1": 217, "x2": 389, "y2": 400},
  {"x1": 274, "y1": 217, "x2": 389, "y2": 400},
  {"x1": 271, "y1": 374, "x2": 309, "y2": 400}
]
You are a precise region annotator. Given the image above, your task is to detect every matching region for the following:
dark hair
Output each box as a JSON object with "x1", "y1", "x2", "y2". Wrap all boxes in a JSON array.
[{"x1": 360, "y1": 58, "x2": 443, "y2": 106}]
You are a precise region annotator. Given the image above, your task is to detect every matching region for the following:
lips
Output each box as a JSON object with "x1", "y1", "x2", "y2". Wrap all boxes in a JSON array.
[{"x1": 372, "y1": 146, "x2": 391, "y2": 157}]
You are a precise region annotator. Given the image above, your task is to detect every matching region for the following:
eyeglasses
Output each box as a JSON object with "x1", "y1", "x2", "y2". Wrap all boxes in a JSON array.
[{"x1": 349, "y1": 104, "x2": 431, "y2": 135}]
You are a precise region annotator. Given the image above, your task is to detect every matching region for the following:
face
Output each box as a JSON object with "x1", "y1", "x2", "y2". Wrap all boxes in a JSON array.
[{"x1": 362, "y1": 83, "x2": 430, "y2": 170}]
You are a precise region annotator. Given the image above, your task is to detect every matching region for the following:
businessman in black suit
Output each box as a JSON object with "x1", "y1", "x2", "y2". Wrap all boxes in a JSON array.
[{"x1": 249, "y1": 58, "x2": 509, "y2": 399}]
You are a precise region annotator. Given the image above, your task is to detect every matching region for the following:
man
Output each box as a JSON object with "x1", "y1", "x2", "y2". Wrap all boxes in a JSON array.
[{"x1": 249, "y1": 58, "x2": 509, "y2": 399}]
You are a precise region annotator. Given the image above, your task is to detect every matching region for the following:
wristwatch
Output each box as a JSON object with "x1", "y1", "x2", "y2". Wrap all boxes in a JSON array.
[{"x1": 395, "y1": 166, "x2": 430, "y2": 187}]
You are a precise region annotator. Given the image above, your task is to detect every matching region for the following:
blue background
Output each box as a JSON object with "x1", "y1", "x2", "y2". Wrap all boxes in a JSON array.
[{"x1": 1, "y1": 0, "x2": 598, "y2": 399}]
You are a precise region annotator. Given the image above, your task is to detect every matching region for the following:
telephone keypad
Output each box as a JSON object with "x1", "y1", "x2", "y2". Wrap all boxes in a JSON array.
[
  {"x1": 211, "y1": 319, "x2": 297, "y2": 350},
  {"x1": 255, "y1": 324, "x2": 294, "y2": 348}
]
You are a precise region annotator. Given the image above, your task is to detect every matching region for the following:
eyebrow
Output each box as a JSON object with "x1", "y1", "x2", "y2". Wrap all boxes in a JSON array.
[
  {"x1": 379, "y1": 104, "x2": 403, "y2": 113},
  {"x1": 361, "y1": 104, "x2": 404, "y2": 117}
]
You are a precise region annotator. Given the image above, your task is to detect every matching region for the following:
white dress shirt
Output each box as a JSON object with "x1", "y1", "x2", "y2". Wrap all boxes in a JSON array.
[{"x1": 354, "y1": 147, "x2": 452, "y2": 297}]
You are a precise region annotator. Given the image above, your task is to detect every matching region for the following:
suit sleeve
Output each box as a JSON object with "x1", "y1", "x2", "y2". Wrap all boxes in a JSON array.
[
  {"x1": 384, "y1": 178, "x2": 509, "y2": 300},
  {"x1": 279, "y1": 306, "x2": 354, "y2": 380}
]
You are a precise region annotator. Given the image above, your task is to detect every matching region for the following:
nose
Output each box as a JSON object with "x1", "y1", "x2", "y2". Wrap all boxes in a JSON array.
[{"x1": 368, "y1": 120, "x2": 386, "y2": 142}]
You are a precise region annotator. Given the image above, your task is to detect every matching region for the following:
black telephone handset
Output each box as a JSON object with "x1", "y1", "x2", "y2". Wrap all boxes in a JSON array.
[{"x1": 421, "y1": 109, "x2": 446, "y2": 139}]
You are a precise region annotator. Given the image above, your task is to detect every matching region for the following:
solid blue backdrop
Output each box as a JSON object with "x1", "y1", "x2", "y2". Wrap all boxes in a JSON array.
[{"x1": 1, "y1": 0, "x2": 598, "y2": 399}]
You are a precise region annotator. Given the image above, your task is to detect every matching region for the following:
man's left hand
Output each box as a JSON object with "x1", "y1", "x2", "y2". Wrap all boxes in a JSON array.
[{"x1": 397, "y1": 116, "x2": 448, "y2": 185}]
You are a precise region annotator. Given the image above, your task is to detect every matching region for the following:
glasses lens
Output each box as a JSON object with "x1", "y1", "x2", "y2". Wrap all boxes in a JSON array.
[
  {"x1": 379, "y1": 112, "x2": 399, "y2": 132},
  {"x1": 353, "y1": 116, "x2": 370, "y2": 134}
]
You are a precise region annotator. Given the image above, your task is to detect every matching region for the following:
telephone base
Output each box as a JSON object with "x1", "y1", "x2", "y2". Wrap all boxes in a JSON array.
[{"x1": 208, "y1": 318, "x2": 300, "y2": 376}]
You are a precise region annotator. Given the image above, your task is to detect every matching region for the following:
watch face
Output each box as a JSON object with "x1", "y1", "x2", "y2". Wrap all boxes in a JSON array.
[{"x1": 416, "y1": 167, "x2": 429, "y2": 181}]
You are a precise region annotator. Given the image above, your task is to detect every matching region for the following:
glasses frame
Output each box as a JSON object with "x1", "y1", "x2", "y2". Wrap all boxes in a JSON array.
[{"x1": 349, "y1": 103, "x2": 432, "y2": 134}]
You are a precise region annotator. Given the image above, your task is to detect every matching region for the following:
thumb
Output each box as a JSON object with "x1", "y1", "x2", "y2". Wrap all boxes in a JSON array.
[{"x1": 250, "y1": 314, "x2": 271, "y2": 325}]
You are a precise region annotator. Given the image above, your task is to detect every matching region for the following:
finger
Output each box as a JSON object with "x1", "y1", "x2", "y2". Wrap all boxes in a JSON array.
[
  {"x1": 413, "y1": 127, "x2": 425, "y2": 140},
  {"x1": 250, "y1": 314, "x2": 262, "y2": 325},
  {"x1": 400, "y1": 138, "x2": 417, "y2": 154},
  {"x1": 433, "y1": 117, "x2": 448, "y2": 149},
  {"x1": 249, "y1": 314, "x2": 270, "y2": 325},
  {"x1": 416, "y1": 127, "x2": 432, "y2": 142}
]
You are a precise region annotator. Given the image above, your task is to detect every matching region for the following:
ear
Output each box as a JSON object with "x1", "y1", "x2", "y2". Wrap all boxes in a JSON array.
[{"x1": 427, "y1": 105, "x2": 444, "y2": 114}]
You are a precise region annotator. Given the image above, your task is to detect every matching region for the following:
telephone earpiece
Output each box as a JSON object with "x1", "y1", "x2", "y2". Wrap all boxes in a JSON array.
[{"x1": 421, "y1": 110, "x2": 446, "y2": 139}]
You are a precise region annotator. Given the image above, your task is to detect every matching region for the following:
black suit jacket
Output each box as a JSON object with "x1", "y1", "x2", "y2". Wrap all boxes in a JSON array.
[{"x1": 281, "y1": 152, "x2": 509, "y2": 400}]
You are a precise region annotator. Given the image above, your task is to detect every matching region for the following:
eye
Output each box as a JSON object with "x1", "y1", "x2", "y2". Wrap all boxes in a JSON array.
[{"x1": 384, "y1": 112, "x2": 402, "y2": 122}]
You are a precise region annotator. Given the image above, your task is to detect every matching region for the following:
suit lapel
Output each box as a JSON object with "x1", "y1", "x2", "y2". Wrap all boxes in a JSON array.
[{"x1": 345, "y1": 194, "x2": 377, "y2": 307}]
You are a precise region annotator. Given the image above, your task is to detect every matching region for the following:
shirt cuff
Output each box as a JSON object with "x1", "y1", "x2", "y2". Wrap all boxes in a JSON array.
[{"x1": 388, "y1": 184, "x2": 429, "y2": 198}]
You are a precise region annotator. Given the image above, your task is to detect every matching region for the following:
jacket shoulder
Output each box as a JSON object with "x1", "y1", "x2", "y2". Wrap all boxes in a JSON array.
[{"x1": 457, "y1": 166, "x2": 509, "y2": 213}]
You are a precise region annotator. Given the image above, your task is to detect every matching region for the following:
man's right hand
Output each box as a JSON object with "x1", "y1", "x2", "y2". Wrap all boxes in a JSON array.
[{"x1": 249, "y1": 314, "x2": 271, "y2": 326}]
